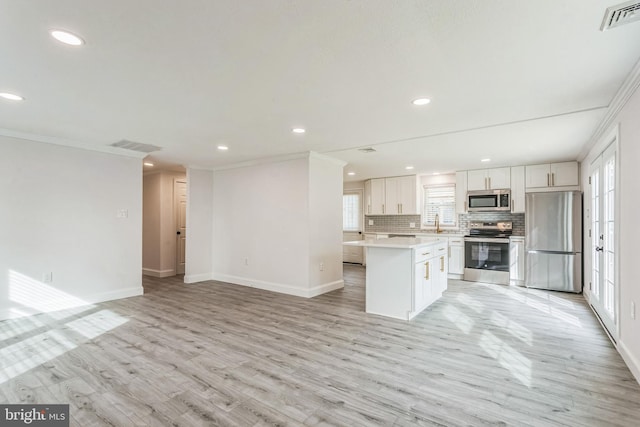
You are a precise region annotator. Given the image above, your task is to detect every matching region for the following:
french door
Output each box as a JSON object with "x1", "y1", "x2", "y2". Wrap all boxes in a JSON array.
[{"x1": 589, "y1": 141, "x2": 617, "y2": 338}]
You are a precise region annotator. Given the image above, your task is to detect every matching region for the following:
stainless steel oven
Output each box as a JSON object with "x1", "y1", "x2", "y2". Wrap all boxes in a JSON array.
[{"x1": 463, "y1": 221, "x2": 512, "y2": 285}]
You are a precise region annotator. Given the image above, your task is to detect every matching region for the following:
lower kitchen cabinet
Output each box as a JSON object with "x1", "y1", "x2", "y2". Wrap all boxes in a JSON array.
[
  {"x1": 510, "y1": 237, "x2": 525, "y2": 285},
  {"x1": 414, "y1": 241, "x2": 448, "y2": 313},
  {"x1": 448, "y1": 237, "x2": 464, "y2": 277}
]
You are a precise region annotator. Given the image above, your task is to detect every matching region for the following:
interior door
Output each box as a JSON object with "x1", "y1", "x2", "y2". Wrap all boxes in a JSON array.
[
  {"x1": 589, "y1": 142, "x2": 617, "y2": 337},
  {"x1": 175, "y1": 180, "x2": 187, "y2": 275}
]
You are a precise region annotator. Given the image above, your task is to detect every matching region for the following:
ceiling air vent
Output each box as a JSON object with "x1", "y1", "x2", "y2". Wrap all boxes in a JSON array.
[
  {"x1": 357, "y1": 147, "x2": 377, "y2": 153},
  {"x1": 601, "y1": 0, "x2": 640, "y2": 30},
  {"x1": 109, "y1": 139, "x2": 162, "y2": 153}
]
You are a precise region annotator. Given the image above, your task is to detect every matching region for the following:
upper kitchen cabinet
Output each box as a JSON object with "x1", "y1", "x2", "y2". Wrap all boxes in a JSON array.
[
  {"x1": 366, "y1": 178, "x2": 385, "y2": 214},
  {"x1": 510, "y1": 166, "x2": 525, "y2": 213},
  {"x1": 455, "y1": 171, "x2": 468, "y2": 213},
  {"x1": 525, "y1": 162, "x2": 579, "y2": 191},
  {"x1": 364, "y1": 175, "x2": 418, "y2": 215},
  {"x1": 467, "y1": 167, "x2": 511, "y2": 191}
]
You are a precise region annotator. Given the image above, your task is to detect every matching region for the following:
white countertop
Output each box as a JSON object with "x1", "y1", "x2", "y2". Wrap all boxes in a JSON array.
[{"x1": 343, "y1": 236, "x2": 443, "y2": 249}]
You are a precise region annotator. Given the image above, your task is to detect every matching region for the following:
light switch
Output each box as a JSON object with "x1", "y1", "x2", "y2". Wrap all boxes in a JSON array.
[
  {"x1": 409, "y1": 222, "x2": 416, "y2": 228},
  {"x1": 117, "y1": 209, "x2": 128, "y2": 218},
  {"x1": 368, "y1": 219, "x2": 374, "y2": 226}
]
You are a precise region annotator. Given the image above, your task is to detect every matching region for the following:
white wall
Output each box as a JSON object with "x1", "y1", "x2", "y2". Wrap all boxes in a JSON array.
[
  {"x1": 308, "y1": 155, "x2": 344, "y2": 293},
  {"x1": 208, "y1": 153, "x2": 344, "y2": 297},
  {"x1": 0, "y1": 136, "x2": 143, "y2": 320},
  {"x1": 185, "y1": 168, "x2": 214, "y2": 283},
  {"x1": 142, "y1": 170, "x2": 186, "y2": 277},
  {"x1": 582, "y1": 81, "x2": 640, "y2": 382}
]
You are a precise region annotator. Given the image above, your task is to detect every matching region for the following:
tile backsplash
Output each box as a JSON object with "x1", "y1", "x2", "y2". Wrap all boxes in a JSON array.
[{"x1": 364, "y1": 212, "x2": 525, "y2": 236}]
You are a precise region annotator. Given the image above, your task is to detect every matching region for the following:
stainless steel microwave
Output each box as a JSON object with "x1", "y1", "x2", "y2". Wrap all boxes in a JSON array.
[{"x1": 467, "y1": 189, "x2": 511, "y2": 212}]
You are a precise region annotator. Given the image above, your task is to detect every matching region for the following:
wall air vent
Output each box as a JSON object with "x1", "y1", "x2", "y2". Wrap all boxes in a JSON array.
[
  {"x1": 357, "y1": 147, "x2": 377, "y2": 153},
  {"x1": 109, "y1": 139, "x2": 162, "y2": 153},
  {"x1": 601, "y1": 0, "x2": 640, "y2": 30}
]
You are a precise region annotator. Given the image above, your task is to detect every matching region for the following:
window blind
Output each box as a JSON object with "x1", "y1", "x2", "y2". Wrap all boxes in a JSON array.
[
  {"x1": 343, "y1": 193, "x2": 361, "y2": 231},
  {"x1": 423, "y1": 184, "x2": 456, "y2": 226}
]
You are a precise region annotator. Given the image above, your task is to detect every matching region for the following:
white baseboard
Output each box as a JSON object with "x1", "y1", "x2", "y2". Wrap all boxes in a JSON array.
[
  {"x1": 0, "y1": 285, "x2": 143, "y2": 321},
  {"x1": 212, "y1": 274, "x2": 343, "y2": 298},
  {"x1": 307, "y1": 280, "x2": 344, "y2": 298},
  {"x1": 142, "y1": 268, "x2": 176, "y2": 278},
  {"x1": 184, "y1": 273, "x2": 214, "y2": 284},
  {"x1": 619, "y1": 340, "x2": 640, "y2": 385}
]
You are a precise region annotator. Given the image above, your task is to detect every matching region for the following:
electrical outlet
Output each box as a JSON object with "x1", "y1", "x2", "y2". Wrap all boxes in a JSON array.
[
  {"x1": 632, "y1": 301, "x2": 636, "y2": 320},
  {"x1": 319, "y1": 262, "x2": 324, "y2": 271},
  {"x1": 409, "y1": 222, "x2": 416, "y2": 228},
  {"x1": 368, "y1": 219, "x2": 374, "y2": 226},
  {"x1": 42, "y1": 272, "x2": 53, "y2": 283},
  {"x1": 116, "y1": 209, "x2": 128, "y2": 218}
]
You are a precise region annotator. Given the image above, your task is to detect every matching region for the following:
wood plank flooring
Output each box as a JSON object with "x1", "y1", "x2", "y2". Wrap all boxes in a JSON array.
[{"x1": 1, "y1": 265, "x2": 639, "y2": 426}]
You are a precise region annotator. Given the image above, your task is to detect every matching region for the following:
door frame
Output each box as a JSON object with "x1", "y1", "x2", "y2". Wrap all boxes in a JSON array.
[{"x1": 585, "y1": 125, "x2": 620, "y2": 340}]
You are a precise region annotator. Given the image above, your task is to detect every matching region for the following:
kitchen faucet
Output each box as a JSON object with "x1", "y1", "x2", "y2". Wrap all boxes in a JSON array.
[{"x1": 435, "y1": 213, "x2": 442, "y2": 233}]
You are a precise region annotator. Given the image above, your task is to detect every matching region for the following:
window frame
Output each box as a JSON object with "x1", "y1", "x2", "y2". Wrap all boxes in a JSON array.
[
  {"x1": 421, "y1": 183, "x2": 458, "y2": 230},
  {"x1": 343, "y1": 190, "x2": 363, "y2": 232}
]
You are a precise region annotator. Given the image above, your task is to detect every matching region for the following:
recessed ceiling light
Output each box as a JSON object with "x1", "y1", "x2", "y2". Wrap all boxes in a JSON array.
[
  {"x1": 50, "y1": 30, "x2": 84, "y2": 46},
  {"x1": 433, "y1": 172, "x2": 440, "y2": 175},
  {"x1": 143, "y1": 162, "x2": 154, "y2": 167},
  {"x1": 0, "y1": 92, "x2": 24, "y2": 101},
  {"x1": 412, "y1": 98, "x2": 431, "y2": 106},
  {"x1": 481, "y1": 158, "x2": 491, "y2": 162},
  {"x1": 292, "y1": 128, "x2": 306, "y2": 134},
  {"x1": 217, "y1": 145, "x2": 229, "y2": 151},
  {"x1": 405, "y1": 166, "x2": 414, "y2": 170},
  {"x1": 347, "y1": 172, "x2": 356, "y2": 176}
]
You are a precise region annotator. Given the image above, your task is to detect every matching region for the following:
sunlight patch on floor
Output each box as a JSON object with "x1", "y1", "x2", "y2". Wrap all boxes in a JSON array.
[
  {"x1": 479, "y1": 330, "x2": 532, "y2": 387},
  {"x1": 443, "y1": 304, "x2": 474, "y2": 334}
]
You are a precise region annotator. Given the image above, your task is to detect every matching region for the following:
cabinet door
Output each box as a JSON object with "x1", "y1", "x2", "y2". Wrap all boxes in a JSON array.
[
  {"x1": 455, "y1": 171, "x2": 468, "y2": 213},
  {"x1": 488, "y1": 167, "x2": 511, "y2": 189},
  {"x1": 467, "y1": 170, "x2": 488, "y2": 191},
  {"x1": 448, "y1": 242, "x2": 464, "y2": 275},
  {"x1": 384, "y1": 177, "x2": 400, "y2": 215},
  {"x1": 510, "y1": 166, "x2": 525, "y2": 213},
  {"x1": 370, "y1": 178, "x2": 386, "y2": 214},
  {"x1": 525, "y1": 164, "x2": 551, "y2": 189},
  {"x1": 364, "y1": 180, "x2": 372, "y2": 215},
  {"x1": 414, "y1": 260, "x2": 432, "y2": 309},
  {"x1": 509, "y1": 239, "x2": 525, "y2": 282},
  {"x1": 397, "y1": 176, "x2": 417, "y2": 214},
  {"x1": 550, "y1": 162, "x2": 578, "y2": 187}
]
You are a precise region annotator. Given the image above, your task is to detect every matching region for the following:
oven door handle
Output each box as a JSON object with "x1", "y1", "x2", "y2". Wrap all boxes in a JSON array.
[{"x1": 464, "y1": 237, "x2": 510, "y2": 243}]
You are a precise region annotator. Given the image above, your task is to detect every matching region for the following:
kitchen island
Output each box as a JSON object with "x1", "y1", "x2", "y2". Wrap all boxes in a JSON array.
[{"x1": 343, "y1": 237, "x2": 448, "y2": 320}]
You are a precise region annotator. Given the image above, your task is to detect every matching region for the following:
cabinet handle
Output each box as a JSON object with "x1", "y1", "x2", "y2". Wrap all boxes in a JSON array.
[
  {"x1": 464, "y1": 201, "x2": 467, "y2": 212},
  {"x1": 552, "y1": 173, "x2": 555, "y2": 186},
  {"x1": 425, "y1": 262, "x2": 430, "y2": 280},
  {"x1": 382, "y1": 204, "x2": 385, "y2": 214},
  {"x1": 488, "y1": 177, "x2": 491, "y2": 189},
  {"x1": 451, "y1": 240, "x2": 460, "y2": 243},
  {"x1": 547, "y1": 173, "x2": 550, "y2": 187},
  {"x1": 438, "y1": 247, "x2": 445, "y2": 251},
  {"x1": 440, "y1": 256, "x2": 445, "y2": 272},
  {"x1": 485, "y1": 177, "x2": 488, "y2": 189},
  {"x1": 422, "y1": 252, "x2": 430, "y2": 256},
  {"x1": 448, "y1": 246, "x2": 451, "y2": 257}
]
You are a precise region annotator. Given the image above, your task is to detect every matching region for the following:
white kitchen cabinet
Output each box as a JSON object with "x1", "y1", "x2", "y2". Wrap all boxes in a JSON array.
[
  {"x1": 525, "y1": 162, "x2": 579, "y2": 191},
  {"x1": 368, "y1": 178, "x2": 385, "y2": 214},
  {"x1": 364, "y1": 175, "x2": 417, "y2": 215},
  {"x1": 510, "y1": 237, "x2": 525, "y2": 285},
  {"x1": 447, "y1": 237, "x2": 464, "y2": 276},
  {"x1": 413, "y1": 241, "x2": 448, "y2": 313},
  {"x1": 510, "y1": 165, "x2": 525, "y2": 213},
  {"x1": 467, "y1": 167, "x2": 511, "y2": 191},
  {"x1": 455, "y1": 171, "x2": 468, "y2": 213},
  {"x1": 385, "y1": 175, "x2": 417, "y2": 215}
]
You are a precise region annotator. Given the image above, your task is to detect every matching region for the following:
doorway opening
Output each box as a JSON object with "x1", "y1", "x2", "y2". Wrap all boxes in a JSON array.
[{"x1": 142, "y1": 159, "x2": 187, "y2": 280}]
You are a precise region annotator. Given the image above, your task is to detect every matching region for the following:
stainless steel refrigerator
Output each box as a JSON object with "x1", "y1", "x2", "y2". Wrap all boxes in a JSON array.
[{"x1": 525, "y1": 191, "x2": 582, "y2": 293}]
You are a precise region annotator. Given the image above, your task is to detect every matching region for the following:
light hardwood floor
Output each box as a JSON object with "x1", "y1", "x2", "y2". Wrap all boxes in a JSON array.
[{"x1": 1, "y1": 265, "x2": 639, "y2": 426}]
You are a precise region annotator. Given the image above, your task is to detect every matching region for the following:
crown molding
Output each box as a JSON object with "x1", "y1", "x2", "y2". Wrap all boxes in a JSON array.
[
  {"x1": 0, "y1": 128, "x2": 148, "y2": 159},
  {"x1": 579, "y1": 57, "x2": 640, "y2": 161}
]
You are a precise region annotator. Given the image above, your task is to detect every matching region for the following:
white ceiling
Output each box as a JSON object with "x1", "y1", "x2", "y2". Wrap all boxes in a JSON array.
[{"x1": 1, "y1": 1, "x2": 639, "y2": 181}]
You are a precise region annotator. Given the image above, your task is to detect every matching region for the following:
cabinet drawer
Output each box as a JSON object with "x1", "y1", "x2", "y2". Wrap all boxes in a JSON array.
[{"x1": 414, "y1": 248, "x2": 434, "y2": 264}]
